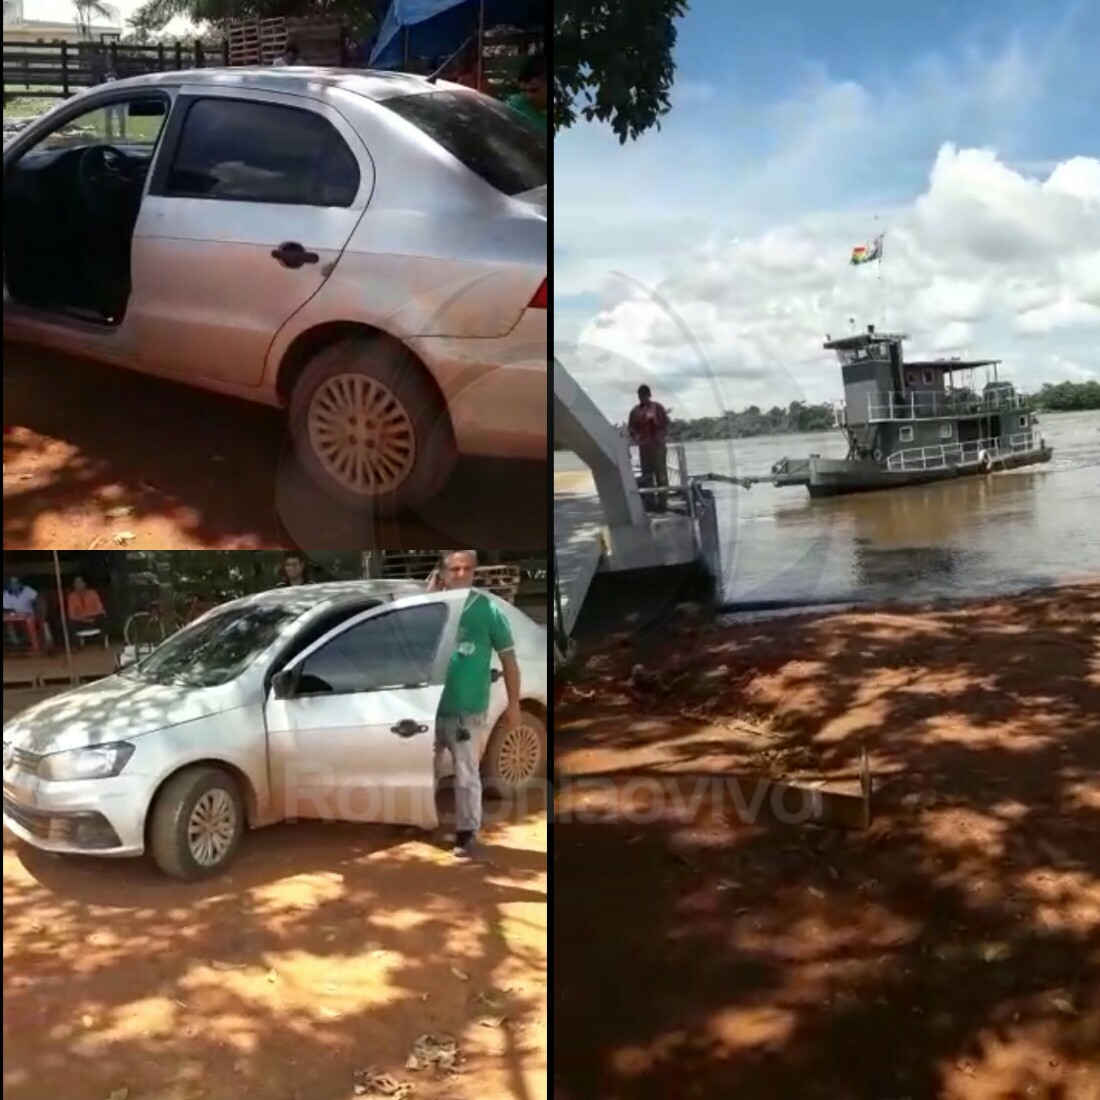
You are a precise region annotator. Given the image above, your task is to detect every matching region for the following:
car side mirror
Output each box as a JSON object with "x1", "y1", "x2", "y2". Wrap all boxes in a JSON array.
[{"x1": 272, "y1": 669, "x2": 298, "y2": 699}]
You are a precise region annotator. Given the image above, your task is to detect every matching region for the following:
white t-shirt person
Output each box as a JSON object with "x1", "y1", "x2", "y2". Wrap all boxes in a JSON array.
[{"x1": 3, "y1": 582, "x2": 38, "y2": 616}]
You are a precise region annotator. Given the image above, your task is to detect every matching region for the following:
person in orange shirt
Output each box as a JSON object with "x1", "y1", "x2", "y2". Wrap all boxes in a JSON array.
[{"x1": 67, "y1": 576, "x2": 108, "y2": 637}]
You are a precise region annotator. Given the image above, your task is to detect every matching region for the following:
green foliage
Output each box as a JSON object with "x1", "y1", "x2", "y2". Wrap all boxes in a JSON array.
[
  {"x1": 1034, "y1": 380, "x2": 1100, "y2": 412},
  {"x1": 130, "y1": 0, "x2": 382, "y2": 38},
  {"x1": 554, "y1": 0, "x2": 688, "y2": 142},
  {"x1": 617, "y1": 399, "x2": 839, "y2": 442}
]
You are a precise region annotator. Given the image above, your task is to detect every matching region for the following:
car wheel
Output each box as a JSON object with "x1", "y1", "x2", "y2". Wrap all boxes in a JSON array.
[
  {"x1": 482, "y1": 708, "x2": 547, "y2": 795},
  {"x1": 149, "y1": 767, "x2": 245, "y2": 881},
  {"x1": 289, "y1": 335, "x2": 457, "y2": 514}
]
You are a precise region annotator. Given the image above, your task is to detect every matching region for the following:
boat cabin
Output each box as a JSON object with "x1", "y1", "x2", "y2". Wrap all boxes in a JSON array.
[{"x1": 824, "y1": 326, "x2": 1035, "y2": 468}]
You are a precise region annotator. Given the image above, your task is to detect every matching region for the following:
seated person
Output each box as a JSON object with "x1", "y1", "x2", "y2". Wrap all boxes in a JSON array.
[
  {"x1": 4, "y1": 576, "x2": 42, "y2": 649},
  {"x1": 67, "y1": 575, "x2": 108, "y2": 638}
]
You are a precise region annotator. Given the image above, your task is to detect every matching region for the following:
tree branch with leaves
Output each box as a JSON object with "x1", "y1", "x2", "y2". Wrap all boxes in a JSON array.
[{"x1": 554, "y1": 0, "x2": 687, "y2": 142}]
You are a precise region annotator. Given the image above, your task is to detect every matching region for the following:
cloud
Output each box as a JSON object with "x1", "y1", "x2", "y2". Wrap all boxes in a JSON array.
[
  {"x1": 565, "y1": 147, "x2": 1100, "y2": 417},
  {"x1": 554, "y1": 5, "x2": 1100, "y2": 418}
]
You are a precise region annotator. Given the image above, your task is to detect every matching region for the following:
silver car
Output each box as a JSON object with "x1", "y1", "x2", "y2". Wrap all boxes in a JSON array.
[
  {"x1": 2, "y1": 582, "x2": 548, "y2": 880},
  {"x1": 2, "y1": 69, "x2": 547, "y2": 512}
]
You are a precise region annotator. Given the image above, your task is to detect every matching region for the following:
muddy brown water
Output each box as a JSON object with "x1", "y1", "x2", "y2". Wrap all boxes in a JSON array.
[{"x1": 556, "y1": 409, "x2": 1100, "y2": 605}]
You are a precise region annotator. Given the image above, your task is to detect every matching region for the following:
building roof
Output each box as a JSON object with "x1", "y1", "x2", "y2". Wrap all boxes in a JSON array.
[{"x1": 906, "y1": 358, "x2": 1002, "y2": 373}]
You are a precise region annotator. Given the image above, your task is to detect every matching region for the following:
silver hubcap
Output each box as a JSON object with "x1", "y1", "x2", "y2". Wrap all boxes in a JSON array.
[
  {"x1": 498, "y1": 724, "x2": 543, "y2": 786},
  {"x1": 308, "y1": 373, "x2": 416, "y2": 494},
  {"x1": 188, "y1": 789, "x2": 236, "y2": 867}
]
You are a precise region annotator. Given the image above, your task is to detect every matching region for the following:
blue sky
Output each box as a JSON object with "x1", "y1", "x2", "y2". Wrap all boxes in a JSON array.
[{"x1": 555, "y1": 0, "x2": 1100, "y2": 417}]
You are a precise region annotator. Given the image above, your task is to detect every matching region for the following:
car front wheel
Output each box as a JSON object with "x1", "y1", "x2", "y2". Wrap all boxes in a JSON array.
[
  {"x1": 482, "y1": 708, "x2": 547, "y2": 794},
  {"x1": 149, "y1": 766, "x2": 245, "y2": 881},
  {"x1": 289, "y1": 335, "x2": 457, "y2": 514}
]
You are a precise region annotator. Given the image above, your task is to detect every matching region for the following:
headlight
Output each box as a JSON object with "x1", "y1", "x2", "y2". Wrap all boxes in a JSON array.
[{"x1": 37, "y1": 743, "x2": 135, "y2": 782}]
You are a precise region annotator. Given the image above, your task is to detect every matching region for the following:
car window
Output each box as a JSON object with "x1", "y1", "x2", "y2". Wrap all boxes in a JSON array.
[
  {"x1": 381, "y1": 90, "x2": 545, "y2": 196},
  {"x1": 298, "y1": 604, "x2": 447, "y2": 695},
  {"x1": 23, "y1": 95, "x2": 170, "y2": 155},
  {"x1": 165, "y1": 98, "x2": 360, "y2": 206},
  {"x1": 130, "y1": 604, "x2": 299, "y2": 688}
]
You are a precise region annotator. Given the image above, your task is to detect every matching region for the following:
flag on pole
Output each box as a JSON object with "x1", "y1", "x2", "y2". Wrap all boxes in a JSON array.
[{"x1": 850, "y1": 234, "x2": 884, "y2": 265}]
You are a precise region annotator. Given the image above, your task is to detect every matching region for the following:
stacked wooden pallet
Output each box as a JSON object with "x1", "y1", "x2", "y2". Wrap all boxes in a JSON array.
[
  {"x1": 224, "y1": 17, "x2": 287, "y2": 67},
  {"x1": 284, "y1": 15, "x2": 345, "y2": 65},
  {"x1": 224, "y1": 15, "x2": 344, "y2": 68},
  {"x1": 379, "y1": 553, "x2": 521, "y2": 603},
  {"x1": 381, "y1": 552, "x2": 439, "y2": 581}
]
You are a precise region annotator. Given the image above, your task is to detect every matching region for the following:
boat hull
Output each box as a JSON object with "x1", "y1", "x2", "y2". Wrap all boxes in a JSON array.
[{"x1": 776, "y1": 447, "x2": 1054, "y2": 499}]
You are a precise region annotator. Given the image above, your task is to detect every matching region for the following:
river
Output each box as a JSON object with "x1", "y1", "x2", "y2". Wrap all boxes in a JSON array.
[{"x1": 555, "y1": 409, "x2": 1100, "y2": 605}]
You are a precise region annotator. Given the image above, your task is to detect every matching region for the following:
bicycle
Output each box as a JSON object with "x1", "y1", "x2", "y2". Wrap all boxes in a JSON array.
[{"x1": 123, "y1": 594, "x2": 217, "y2": 656}]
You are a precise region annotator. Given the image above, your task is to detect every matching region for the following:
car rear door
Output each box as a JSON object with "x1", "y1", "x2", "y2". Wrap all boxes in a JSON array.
[
  {"x1": 263, "y1": 591, "x2": 462, "y2": 828},
  {"x1": 128, "y1": 86, "x2": 373, "y2": 388}
]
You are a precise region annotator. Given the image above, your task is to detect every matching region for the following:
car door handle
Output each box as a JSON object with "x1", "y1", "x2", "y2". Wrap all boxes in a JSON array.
[
  {"x1": 271, "y1": 241, "x2": 319, "y2": 269},
  {"x1": 391, "y1": 720, "x2": 429, "y2": 738}
]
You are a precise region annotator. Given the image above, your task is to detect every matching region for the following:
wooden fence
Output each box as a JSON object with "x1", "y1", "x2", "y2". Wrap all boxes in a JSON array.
[{"x1": 3, "y1": 39, "x2": 221, "y2": 99}]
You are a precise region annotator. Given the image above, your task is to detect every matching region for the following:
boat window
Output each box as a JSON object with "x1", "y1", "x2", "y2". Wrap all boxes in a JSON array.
[
  {"x1": 906, "y1": 372, "x2": 917, "y2": 386},
  {"x1": 1019, "y1": 415, "x2": 1028, "y2": 428},
  {"x1": 940, "y1": 423, "x2": 953, "y2": 439},
  {"x1": 899, "y1": 426, "x2": 915, "y2": 442},
  {"x1": 922, "y1": 369, "x2": 935, "y2": 385}
]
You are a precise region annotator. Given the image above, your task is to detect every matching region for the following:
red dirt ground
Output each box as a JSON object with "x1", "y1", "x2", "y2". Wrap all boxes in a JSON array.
[
  {"x1": 554, "y1": 583, "x2": 1100, "y2": 1099},
  {"x1": 3, "y1": 695, "x2": 547, "y2": 1100},
  {"x1": 2, "y1": 345, "x2": 546, "y2": 550}
]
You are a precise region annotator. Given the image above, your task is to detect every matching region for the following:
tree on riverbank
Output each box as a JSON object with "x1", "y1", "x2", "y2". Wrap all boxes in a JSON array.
[
  {"x1": 554, "y1": 0, "x2": 688, "y2": 142},
  {"x1": 1034, "y1": 380, "x2": 1100, "y2": 412},
  {"x1": 648, "y1": 400, "x2": 838, "y2": 442}
]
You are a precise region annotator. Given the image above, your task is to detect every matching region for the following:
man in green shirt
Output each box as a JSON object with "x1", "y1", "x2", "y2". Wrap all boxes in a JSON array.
[
  {"x1": 433, "y1": 550, "x2": 522, "y2": 858},
  {"x1": 506, "y1": 53, "x2": 547, "y2": 131}
]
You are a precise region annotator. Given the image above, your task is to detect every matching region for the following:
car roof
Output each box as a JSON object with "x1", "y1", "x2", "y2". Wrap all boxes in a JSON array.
[
  {"x1": 220, "y1": 579, "x2": 426, "y2": 615},
  {"x1": 108, "y1": 67, "x2": 449, "y2": 103}
]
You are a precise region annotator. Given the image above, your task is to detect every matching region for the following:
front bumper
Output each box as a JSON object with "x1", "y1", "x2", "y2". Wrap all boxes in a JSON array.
[
  {"x1": 2, "y1": 772, "x2": 150, "y2": 857},
  {"x1": 412, "y1": 309, "x2": 546, "y2": 460}
]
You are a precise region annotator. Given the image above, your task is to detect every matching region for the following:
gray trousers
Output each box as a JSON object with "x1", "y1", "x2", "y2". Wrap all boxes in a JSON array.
[{"x1": 436, "y1": 713, "x2": 487, "y2": 835}]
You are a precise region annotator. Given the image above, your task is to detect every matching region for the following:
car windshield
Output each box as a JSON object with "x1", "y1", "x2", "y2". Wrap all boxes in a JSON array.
[
  {"x1": 381, "y1": 89, "x2": 546, "y2": 196},
  {"x1": 126, "y1": 604, "x2": 298, "y2": 687}
]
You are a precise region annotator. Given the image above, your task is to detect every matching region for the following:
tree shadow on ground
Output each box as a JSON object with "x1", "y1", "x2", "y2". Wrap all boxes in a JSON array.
[
  {"x1": 554, "y1": 582, "x2": 1100, "y2": 1099},
  {"x1": 5, "y1": 805, "x2": 548, "y2": 1100},
  {"x1": 3, "y1": 664, "x2": 549, "y2": 1099},
  {"x1": 3, "y1": 346, "x2": 546, "y2": 550}
]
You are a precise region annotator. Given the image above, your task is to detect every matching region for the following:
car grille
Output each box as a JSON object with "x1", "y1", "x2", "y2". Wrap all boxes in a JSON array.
[{"x1": 3, "y1": 742, "x2": 40, "y2": 772}]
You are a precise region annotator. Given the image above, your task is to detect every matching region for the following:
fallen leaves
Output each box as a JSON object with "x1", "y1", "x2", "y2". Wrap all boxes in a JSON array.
[{"x1": 405, "y1": 1033, "x2": 460, "y2": 1073}]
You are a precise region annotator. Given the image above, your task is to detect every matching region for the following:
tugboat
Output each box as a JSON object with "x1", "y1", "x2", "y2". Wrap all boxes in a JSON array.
[{"x1": 770, "y1": 326, "x2": 1053, "y2": 498}]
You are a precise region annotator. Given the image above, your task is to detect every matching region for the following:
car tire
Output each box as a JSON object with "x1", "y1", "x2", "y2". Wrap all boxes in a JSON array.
[
  {"x1": 288, "y1": 334, "x2": 457, "y2": 515},
  {"x1": 482, "y1": 707, "x2": 547, "y2": 795},
  {"x1": 149, "y1": 766, "x2": 245, "y2": 881}
]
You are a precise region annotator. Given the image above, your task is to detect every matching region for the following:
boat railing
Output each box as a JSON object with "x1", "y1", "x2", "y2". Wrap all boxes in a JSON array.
[
  {"x1": 867, "y1": 390, "x2": 1031, "y2": 421},
  {"x1": 886, "y1": 432, "x2": 1041, "y2": 472},
  {"x1": 628, "y1": 442, "x2": 698, "y2": 517}
]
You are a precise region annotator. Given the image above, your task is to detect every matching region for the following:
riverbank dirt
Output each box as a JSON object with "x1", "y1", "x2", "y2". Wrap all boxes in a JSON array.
[
  {"x1": 3, "y1": 346, "x2": 546, "y2": 550},
  {"x1": 3, "y1": 693, "x2": 547, "y2": 1100},
  {"x1": 555, "y1": 582, "x2": 1100, "y2": 1099}
]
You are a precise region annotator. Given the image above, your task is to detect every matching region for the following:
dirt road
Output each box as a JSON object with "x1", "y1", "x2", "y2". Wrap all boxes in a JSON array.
[
  {"x1": 4, "y1": 813, "x2": 546, "y2": 1100},
  {"x1": 3, "y1": 346, "x2": 546, "y2": 550},
  {"x1": 3, "y1": 690, "x2": 547, "y2": 1100},
  {"x1": 555, "y1": 583, "x2": 1100, "y2": 1099}
]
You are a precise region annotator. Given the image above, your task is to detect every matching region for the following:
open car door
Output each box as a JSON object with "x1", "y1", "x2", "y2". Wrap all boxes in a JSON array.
[{"x1": 264, "y1": 590, "x2": 463, "y2": 829}]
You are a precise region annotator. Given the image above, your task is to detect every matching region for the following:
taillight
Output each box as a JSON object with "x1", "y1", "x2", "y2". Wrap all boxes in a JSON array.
[{"x1": 529, "y1": 279, "x2": 547, "y2": 309}]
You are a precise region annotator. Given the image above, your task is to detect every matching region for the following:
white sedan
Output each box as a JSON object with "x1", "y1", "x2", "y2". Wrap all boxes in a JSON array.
[{"x1": 2, "y1": 581, "x2": 547, "y2": 879}]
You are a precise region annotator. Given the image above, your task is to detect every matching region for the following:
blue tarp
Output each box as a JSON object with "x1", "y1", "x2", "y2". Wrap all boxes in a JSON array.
[{"x1": 370, "y1": 0, "x2": 541, "y2": 68}]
